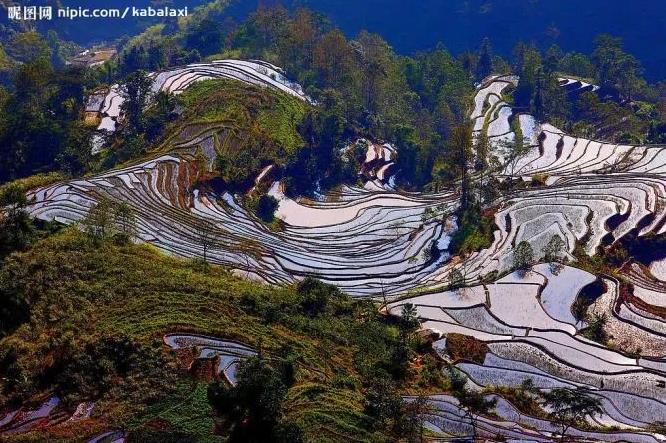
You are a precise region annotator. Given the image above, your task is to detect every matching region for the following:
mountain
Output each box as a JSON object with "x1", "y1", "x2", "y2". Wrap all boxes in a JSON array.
[
  {"x1": 291, "y1": 0, "x2": 666, "y2": 81},
  {"x1": 6, "y1": 0, "x2": 666, "y2": 80}
]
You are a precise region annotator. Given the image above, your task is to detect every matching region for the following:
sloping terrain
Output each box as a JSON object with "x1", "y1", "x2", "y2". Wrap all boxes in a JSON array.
[
  {"x1": 0, "y1": 230, "x2": 401, "y2": 442},
  {"x1": 14, "y1": 66, "x2": 666, "y2": 440}
]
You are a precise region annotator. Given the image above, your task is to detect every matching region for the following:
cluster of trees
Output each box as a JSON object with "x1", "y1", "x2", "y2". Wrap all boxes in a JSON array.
[
  {"x1": 0, "y1": 29, "x2": 75, "y2": 81},
  {"x1": 0, "y1": 57, "x2": 96, "y2": 183},
  {"x1": 511, "y1": 234, "x2": 567, "y2": 276},
  {"x1": 110, "y1": 70, "x2": 178, "y2": 163},
  {"x1": 81, "y1": 198, "x2": 137, "y2": 244},
  {"x1": 208, "y1": 356, "x2": 303, "y2": 442},
  {"x1": 500, "y1": 35, "x2": 666, "y2": 144},
  {"x1": 0, "y1": 185, "x2": 36, "y2": 260},
  {"x1": 115, "y1": 6, "x2": 477, "y2": 192},
  {"x1": 231, "y1": 277, "x2": 433, "y2": 439},
  {"x1": 0, "y1": 29, "x2": 181, "y2": 185},
  {"x1": 240, "y1": 8, "x2": 474, "y2": 190}
]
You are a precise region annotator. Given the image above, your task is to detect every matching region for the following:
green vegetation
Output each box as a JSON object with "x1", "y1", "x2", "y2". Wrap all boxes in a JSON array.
[
  {"x1": 173, "y1": 79, "x2": 309, "y2": 189},
  {"x1": 449, "y1": 208, "x2": 496, "y2": 256},
  {"x1": 247, "y1": 194, "x2": 280, "y2": 223},
  {"x1": 543, "y1": 234, "x2": 567, "y2": 273},
  {"x1": 448, "y1": 368, "x2": 497, "y2": 441},
  {"x1": 208, "y1": 356, "x2": 302, "y2": 442},
  {"x1": 542, "y1": 387, "x2": 603, "y2": 442},
  {"x1": 0, "y1": 57, "x2": 95, "y2": 183},
  {"x1": 179, "y1": 79, "x2": 307, "y2": 153},
  {"x1": 118, "y1": 6, "x2": 475, "y2": 191},
  {"x1": 0, "y1": 229, "x2": 438, "y2": 442},
  {"x1": 4, "y1": 4, "x2": 666, "y2": 441},
  {"x1": 505, "y1": 35, "x2": 666, "y2": 144},
  {"x1": 513, "y1": 240, "x2": 535, "y2": 273}
]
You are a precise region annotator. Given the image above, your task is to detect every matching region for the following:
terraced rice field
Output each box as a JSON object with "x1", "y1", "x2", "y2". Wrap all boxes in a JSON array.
[
  {"x1": 88, "y1": 59, "x2": 311, "y2": 153},
  {"x1": 393, "y1": 266, "x2": 666, "y2": 441},
  {"x1": 164, "y1": 334, "x2": 257, "y2": 386},
  {"x1": 21, "y1": 69, "x2": 666, "y2": 440},
  {"x1": 0, "y1": 397, "x2": 96, "y2": 436}
]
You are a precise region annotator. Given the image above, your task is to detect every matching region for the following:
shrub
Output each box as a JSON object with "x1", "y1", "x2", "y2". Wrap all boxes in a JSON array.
[
  {"x1": 364, "y1": 377, "x2": 405, "y2": 431},
  {"x1": 581, "y1": 313, "x2": 607, "y2": 344},
  {"x1": 446, "y1": 333, "x2": 489, "y2": 364},
  {"x1": 255, "y1": 194, "x2": 279, "y2": 223},
  {"x1": 207, "y1": 357, "x2": 300, "y2": 443},
  {"x1": 447, "y1": 268, "x2": 464, "y2": 290},
  {"x1": 513, "y1": 240, "x2": 534, "y2": 272},
  {"x1": 449, "y1": 208, "x2": 496, "y2": 255}
]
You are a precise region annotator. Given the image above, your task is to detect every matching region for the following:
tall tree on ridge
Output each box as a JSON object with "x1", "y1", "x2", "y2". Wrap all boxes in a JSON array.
[{"x1": 476, "y1": 37, "x2": 494, "y2": 81}]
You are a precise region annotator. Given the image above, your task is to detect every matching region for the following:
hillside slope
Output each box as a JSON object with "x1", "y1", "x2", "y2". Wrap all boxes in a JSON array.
[{"x1": 0, "y1": 228, "x2": 416, "y2": 442}]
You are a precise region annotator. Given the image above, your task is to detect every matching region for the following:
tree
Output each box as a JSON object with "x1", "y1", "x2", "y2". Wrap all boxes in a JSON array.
[
  {"x1": 296, "y1": 277, "x2": 343, "y2": 317},
  {"x1": 512, "y1": 240, "x2": 534, "y2": 274},
  {"x1": 207, "y1": 356, "x2": 300, "y2": 442},
  {"x1": 364, "y1": 377, "x2": 405, "y2": 431},
  {"x1": 474, "y1": 131, "x2": 490, "y2": 171},
  {"x1": 6, "y1": 31, "x2": 51, "y2": 63},
  {"x1": 185, "y1": 17, "x2": 233, "y2": 56},
  {"x1": 120, "y1": 70, "x2": 153, "y2": 134},
  {"x1": 114, "y1": 202, "x2": 137, "y2": 243},
  {"x1": 399, "y1": 303, "x2": 420, "y2": 334},
  {"x1": 118, "y1": 131, "x2": 148, "y2": 161},
  {"x1": 592, "y1": 34, "x2": 644, "y2": 101},
  {"x1": 278, "y1": 8, "x2": 319, "y2": 75},
  {"x1": 355, "y1": 31, "x2": 390, "y2": 113},
  {"x1": 57, "y1": 121, "x2": 93, "y2": 176},
  {"x1": 46, "y1": 30, "x2": 66, "y2": 68},
  {"x1": 543, "y1": 235, "x2": 566, "y2": 274},
  {"x1": 0, "y1": 58, "x2": 89, "y2": 182},
  {"x1": 144, "y1": 90, "x2": 177, "y2": 142},
  {"x1": 498, "y1": 135, "x2": 530, "y2": 181},
  {"x1": 121, "y1": 45, "x2": 148, "y2": 74},
  {"x1": 559, "y1": 52, "x2": 596, "y2": 79},
  {"x1": 533, "y1": 66, "x2": 547, "y2": 120},
  {"x1": 0, "y1": 184, "x2": 36, "y2": 258},
  {"x1": 448, "y1": 268, "x2": 464, "y2": 291},
  {"x1": 254, "y1": 194, "x2": 279, "y2": 223},
  {"x1": 476, "y1": 38, "x2": 493, "y2": 81},
  {"x1": 512, "y1": 42, "x2": 542, "y2": 109},
  {"x1": 543, "y1": 44, "x2": 564, "y2": 75},
  {"x1": 403, "y1": 395, "x2": 430, "y2": 443},
  {"x1": 447, "y1": 124, "x2": 473, "y2": 211},
  {"x1": 193, "y1": 219, "x2": 219, "y2": 264},
  {"x1": 449, "y1": 368, "x2": 497, "y2": 440},
  {"x1": 541, "y1": 387, "x2": 602, "y2": 442},
  {"x1": 583, "y1": 313, "x2": 607, "y2": 344},
  {"x1": 82, "y1": 198, "x2": 117, "y2": 243},
  {"x1": 313, "y1": 29, "x2": 355, "y2": 88}
]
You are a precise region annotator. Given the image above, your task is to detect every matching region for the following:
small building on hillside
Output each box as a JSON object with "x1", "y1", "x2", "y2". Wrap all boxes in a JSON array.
[
  {"x1": 67, "y1": 48, "x2": 117, "y2": 68},
  {"x1": 83, "y1": 87, "x2": 109, "y2": 125}
]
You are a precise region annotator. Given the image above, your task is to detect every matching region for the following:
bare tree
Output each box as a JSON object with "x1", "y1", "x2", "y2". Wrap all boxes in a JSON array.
[{"x1": 194, "y1": 219, "x2": 219, "y2": 263}]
